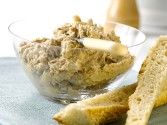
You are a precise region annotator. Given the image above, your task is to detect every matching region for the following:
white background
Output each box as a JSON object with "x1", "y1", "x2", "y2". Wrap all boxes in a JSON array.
[
  {"x1": 1, "y1": 0, "x2": 167, "y2": 57},
  {"x1": 0, "y1": 0, "x2": 110, "y2": 57}
]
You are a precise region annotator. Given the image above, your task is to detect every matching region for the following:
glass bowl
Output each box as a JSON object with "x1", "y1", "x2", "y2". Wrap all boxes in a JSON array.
[{"x1": 8, "y1": 20, "x2": 145, "y2": 104}]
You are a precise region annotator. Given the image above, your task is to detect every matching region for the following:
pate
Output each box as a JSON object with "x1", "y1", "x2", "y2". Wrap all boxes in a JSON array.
[{"x1": 19, "y1": 16, "x2": 134, "y2": 89}]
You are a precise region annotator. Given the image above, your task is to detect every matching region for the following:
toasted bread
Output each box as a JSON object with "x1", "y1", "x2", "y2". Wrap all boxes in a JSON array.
[
  {"x1": 126, "y1": 36, "x2": 167, "y2": 125},
  {"x1": 54, "y1": 84, "x2": 136, "y2": 125},
  {"x1": 54, "y1": 83, "x2": 167, "y2": 125}
]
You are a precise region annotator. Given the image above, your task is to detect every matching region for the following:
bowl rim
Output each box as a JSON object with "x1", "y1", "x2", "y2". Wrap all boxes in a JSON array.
[
  {"x1": 8, "y1": 20, "x2": 29, "y2": 41},
  {"x1": 105, "y1": 21, "x2": 146, "y2": 48},
  {"x1": 8, "y1": 20, "x2": 146, "y2": 48}
]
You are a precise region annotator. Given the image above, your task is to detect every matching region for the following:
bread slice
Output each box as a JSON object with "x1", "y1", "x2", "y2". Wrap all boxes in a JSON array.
[
  {"x1": 54, "y1": 84, "x2": 136, "y2": 125},
  {"x1": 53, "y1": 36, "x2": 167, "y2": 125},
  {"x1": 53, "y1": 83, "x2": 167, "y2": 125},
  {"x1": 126, "y1": 36, "x2": 167, "y2": 125}
]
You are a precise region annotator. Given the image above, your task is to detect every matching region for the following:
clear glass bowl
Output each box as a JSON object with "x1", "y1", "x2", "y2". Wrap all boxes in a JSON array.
[{"x1": 8, "y1": 20, "x2": 145, "y2": 104}]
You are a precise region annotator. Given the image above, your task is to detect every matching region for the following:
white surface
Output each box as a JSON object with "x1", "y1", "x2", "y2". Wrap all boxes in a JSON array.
[{"x1": 0, "y1": 58, "x2": 64, "y2": 125}]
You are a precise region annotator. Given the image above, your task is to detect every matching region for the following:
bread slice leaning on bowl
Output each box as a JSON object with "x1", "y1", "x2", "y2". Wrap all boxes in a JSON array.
[
  {"x1": 126, "y1": 36, "x2": 167, "y2": 125},
  {"x1": 53, "y1": 36, "x2": 167, "y2": 125}
]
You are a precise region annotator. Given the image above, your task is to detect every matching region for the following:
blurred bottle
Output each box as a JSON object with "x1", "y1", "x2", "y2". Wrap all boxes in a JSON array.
[{"x1": 106, "y1": 0, "x2": 139, "y2": 28}]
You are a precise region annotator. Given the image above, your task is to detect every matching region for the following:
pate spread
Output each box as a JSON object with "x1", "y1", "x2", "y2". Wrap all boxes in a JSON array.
[{"x1": 19, "y1": 16, "x2": 134, "y2": 89}]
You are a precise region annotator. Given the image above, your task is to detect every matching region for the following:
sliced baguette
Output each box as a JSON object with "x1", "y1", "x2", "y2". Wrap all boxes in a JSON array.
[
  {"x1": 126, "y1": 36, "x2": 167, "y2": 125},
  {"x1": 54, "y1": 84, "x2": 136, "y2": 125},
  {"x1": 54, "y1": 83, "x2": 167, "y2": 125}
]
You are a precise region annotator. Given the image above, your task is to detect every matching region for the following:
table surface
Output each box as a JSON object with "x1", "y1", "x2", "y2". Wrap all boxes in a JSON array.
[
  {"x1": 1, "y1": 36, "x2": 167, "y2": 125},
  {"x1": 0, "y1": 58, "x2": 64, "y2": 125}
]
